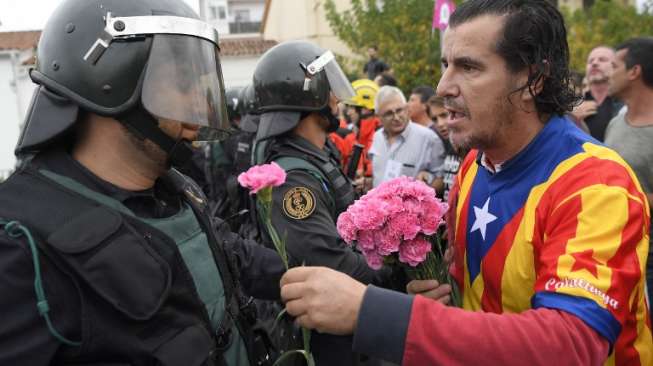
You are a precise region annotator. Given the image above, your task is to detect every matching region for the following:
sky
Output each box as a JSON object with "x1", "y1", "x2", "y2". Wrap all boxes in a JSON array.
[{"x1": 0, "y1": 0, "x2": 199, "y2": 32}]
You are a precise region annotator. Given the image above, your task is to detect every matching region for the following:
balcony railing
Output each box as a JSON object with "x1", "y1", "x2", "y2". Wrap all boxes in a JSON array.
[{"x1": 229, "y1": 21, "x2": 261, "y2": 34}]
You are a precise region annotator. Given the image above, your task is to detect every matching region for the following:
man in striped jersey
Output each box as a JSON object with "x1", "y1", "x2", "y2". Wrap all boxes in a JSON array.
[{"x1": 278, "y1": 1, "x2": 652, "y2": 365}]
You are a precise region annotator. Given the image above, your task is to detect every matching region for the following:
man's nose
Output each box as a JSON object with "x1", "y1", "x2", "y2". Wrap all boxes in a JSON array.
[{"x1": 436, "y1": 67, "x2": 458, "y2": 98}]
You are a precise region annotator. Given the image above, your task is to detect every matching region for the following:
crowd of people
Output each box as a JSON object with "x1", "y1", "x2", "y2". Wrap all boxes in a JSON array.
[{"x1": 0, "y1": 0, "x2": 651, "y2": 365}]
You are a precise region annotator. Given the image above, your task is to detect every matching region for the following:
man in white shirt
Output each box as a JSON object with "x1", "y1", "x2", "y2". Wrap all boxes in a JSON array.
[{"x1": 369, "y1": 86, "x2": 444, "y2": 187}]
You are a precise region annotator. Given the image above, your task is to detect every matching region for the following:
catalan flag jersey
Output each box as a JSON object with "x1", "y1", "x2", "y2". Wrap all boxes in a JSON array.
[{"x1": 449, "y1": 115, "x2": 651, "y2": 365}]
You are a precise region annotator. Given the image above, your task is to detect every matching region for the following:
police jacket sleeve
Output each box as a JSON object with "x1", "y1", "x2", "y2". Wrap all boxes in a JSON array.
[
  {"x1": 352, "y1": 286, "x2": 609, "y2": 365},
  {"x1": 218, "y1": 227, "x2": 285, "y2": 301},
  {"x1": 0, "y1": 232, "x2": 63, "y2": 365},
  {"x1": 270, "y1": 170, "x2": 389, "y2": 286}
]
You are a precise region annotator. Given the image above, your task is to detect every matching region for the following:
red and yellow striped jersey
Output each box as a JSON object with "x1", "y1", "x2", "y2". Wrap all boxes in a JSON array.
[{"x1": 449, "y1": 116, "x2": 652, "y2": 365}]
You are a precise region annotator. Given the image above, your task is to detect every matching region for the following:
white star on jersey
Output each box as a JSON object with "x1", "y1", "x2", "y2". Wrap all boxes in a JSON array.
[{"x1": 470, "y1": 197, "x2": 497, "y2": 241}]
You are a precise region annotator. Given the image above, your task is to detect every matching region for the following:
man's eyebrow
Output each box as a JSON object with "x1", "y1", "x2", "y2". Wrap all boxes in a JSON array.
[{"x1": 451, "y1": 56, "x2": 484, "y2": 68}]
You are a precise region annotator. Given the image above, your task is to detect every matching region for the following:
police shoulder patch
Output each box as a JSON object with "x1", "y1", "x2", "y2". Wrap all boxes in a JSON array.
[{"x1": 282, "y1": 186, "x2": 316, "y2": 220}]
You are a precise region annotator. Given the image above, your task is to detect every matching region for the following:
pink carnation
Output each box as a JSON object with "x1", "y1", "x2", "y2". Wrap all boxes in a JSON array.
[
  {"x1": 237, "y1": 162, "x2": 286, "y2": 194},
  {"x1": 357, "y1": 230, "x2": 377, "y2": 252},
  {"x1": 376, "y1": 225, "x2": 401, "y2": 256},
  {"x1": 363, "y1": 249, "x2": 384, "y2": 270},
  {"x1": 387, "y1": 211, "x2": 421, "y2": 241},
  {"x1": 336, "y1": 211, "x2": 357, "y2": 244},
  {"x1": 350, "y1": 198, "x2": 388, "y2": 231},
  {"x1": 398, "y1": 236, "x2": 432, "y2": 267}
]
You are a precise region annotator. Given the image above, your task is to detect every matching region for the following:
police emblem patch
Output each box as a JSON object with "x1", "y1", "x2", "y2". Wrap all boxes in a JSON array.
[{"x1": 283, "y1": 187, "x2": 316, "y2": 220}]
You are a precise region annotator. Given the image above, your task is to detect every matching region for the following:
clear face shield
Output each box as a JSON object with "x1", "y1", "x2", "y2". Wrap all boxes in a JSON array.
[
  {"x1": 305, "y1": 50, "x2": 356, "y2": 102},
  {"x1": 141, "y1": 35, "x2": 231, "y2": 142},
  {"x1": 86, "y1": 13, "x2": 231, "y2": 142}
]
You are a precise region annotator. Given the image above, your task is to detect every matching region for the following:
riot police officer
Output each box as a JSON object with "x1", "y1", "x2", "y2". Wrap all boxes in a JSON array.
[
  {"x1": 251, "y1": 40, "x2": 391, "y2": 366},
  {"x1": 0, "y1": 0, "x2": 285, "y2": 364},
  {"x1": 211, "y1": 84, "x2": 261, "y2": 236}
]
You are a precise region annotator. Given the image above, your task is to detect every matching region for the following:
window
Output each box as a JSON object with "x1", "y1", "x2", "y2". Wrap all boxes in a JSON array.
[
  {"x1": 234, "y1": 9, "x2": 250, "y2": 22},
  {"x1": 209, "y1": 5, "x2": 226, "y2": 20}
]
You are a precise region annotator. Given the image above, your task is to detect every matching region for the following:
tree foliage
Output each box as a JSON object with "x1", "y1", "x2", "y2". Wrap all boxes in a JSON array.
[
  {"x1": 563, "y1": 0, "x2": 653, "y2": 73},
  {"x1": 325, "y1": 0, "x2": 653, "y2": 92},
  {"x1": 324, "y1": 0, "x2": 446, "y2": 94}
]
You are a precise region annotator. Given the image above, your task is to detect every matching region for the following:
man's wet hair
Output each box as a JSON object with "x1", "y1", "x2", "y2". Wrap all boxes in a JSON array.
[
  {"x1": 449, "y1": 0, "x2": 579, "y2": 117},
  {"x1": 616, "y1": 37, "x2": 653, "y2": 89}
]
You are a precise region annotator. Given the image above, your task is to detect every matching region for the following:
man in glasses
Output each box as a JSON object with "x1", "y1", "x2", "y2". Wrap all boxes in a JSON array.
[
  {"x1": 369, "y1": 86, "x2": 444, "y2": 188},
  {"x1": 0, "y1": 0, "x2": 285, "y2": 364}
]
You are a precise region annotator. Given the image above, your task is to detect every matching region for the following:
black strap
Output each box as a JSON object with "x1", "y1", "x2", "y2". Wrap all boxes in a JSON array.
[{"x1": 118, "y1": 107, "x2": 193, "y2": 168}]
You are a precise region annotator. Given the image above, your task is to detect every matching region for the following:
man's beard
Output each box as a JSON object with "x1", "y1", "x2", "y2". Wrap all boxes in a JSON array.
[
  {"x1": 448, "y1": 95, "x2": 514, "y2": 153},
  {"x1": 587, "y1": 71, "x2": 608, "y2": 84},
  {"x1": 123, "y1": 125, "x2": 168, "y2": 171}
]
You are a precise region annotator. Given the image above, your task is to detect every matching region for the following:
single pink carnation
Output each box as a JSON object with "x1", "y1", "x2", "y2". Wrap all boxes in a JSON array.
[
  {"x1": 357, "y1": 230, "x2": 377, "y2": 252},
  {"x1": 362, "y1": 249, "x2": 384, "y2": 270},
  {"x1": 336, "y1": 211, "x2": 357, "y2": 244},
  {"x1": 351, "y1": 198, "x2": 388, "y2": 231},
  {"x1": 376, "y1": 225, "x2": 401, "y2": 256},
  {"x1": 237, "y1": 162, "x2": 286, "y2": 194},
  {"x1": 398, "y1": 236, "x2": 432, "y2": 267},
  {"x1": 387, "y1": 211, "x2": 421, "y2": 241}
]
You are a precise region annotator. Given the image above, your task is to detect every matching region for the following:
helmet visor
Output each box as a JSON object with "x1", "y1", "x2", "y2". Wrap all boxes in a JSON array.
[
  {"x1": 141, "y1": 35, "x2": 231, "y2": 141},
  {"x1": 306, "y1": 51, "x2": 355, "y2": 102},
  {"x1": 324, "y1": 59, "x2": 355, "y2": 102}
]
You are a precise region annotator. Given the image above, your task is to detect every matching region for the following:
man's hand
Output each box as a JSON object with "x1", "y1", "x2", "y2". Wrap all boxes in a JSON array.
[
  {"x1": 416, "y1": 171, "x2": 432, "y2": 184},
  {"x1": 570, "y1": 100, "x2": 598, "y2": 122},
  {"x1": 280, "y1": 267, "x2": 366, "y2": 335},
  {"x1": 406, "y1": 280, "x2": 452, "y2": 304}
]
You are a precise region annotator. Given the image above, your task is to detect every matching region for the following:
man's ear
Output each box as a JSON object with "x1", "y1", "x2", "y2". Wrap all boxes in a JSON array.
[
  {"x1": 628, "y1": 64, "x2": 642, "y2": 82},
  {"x1": 521, "y1": 60, "x2": 549, "y2": 102}
]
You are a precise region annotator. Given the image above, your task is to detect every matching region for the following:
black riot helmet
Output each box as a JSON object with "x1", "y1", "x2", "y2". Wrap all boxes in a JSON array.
[
  {"x1": 16, "y1": 0, "x2": 231, "y2": 168},
  {"x1": 252, "y1": 40, "x2": 354, "y2": 141},
  {"x1": 238, "y1": 84, "x2": 260, "y2": 133},
  {"x1": 225, "y1": 86, "x2": 244, "y2": 125}
]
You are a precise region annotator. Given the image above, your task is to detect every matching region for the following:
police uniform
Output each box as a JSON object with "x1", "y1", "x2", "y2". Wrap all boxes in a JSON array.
[
  {"x1": 0, "y1": 149, "x2": 284, "y2": 365},
  {"x1": 0, "y1": 0, "x2": 284, "y2": 364},
  {"x1": 251, "y1": 41, "x2": 391, "y2": 366}
]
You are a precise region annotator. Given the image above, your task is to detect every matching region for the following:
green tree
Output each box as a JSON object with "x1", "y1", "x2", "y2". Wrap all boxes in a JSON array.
[
  {"x1": 563, "y1": 0, "x2": 653, "y2": 73},
  {"x1": 324, "y1": 0, "x2": 447, "y2": 94}
]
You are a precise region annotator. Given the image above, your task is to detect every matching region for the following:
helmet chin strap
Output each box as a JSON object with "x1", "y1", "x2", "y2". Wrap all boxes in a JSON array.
[
  {"x1": 118, "y1": 105, "x2": 194, "y2": 169},
  {"x1": 319, "y1": 105, "x2": 340, "y2": 133}
]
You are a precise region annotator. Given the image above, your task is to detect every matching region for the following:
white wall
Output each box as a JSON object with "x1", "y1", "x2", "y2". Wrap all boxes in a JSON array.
[
  {"x1": 263, "y1": 0, "x2": 354, "y2": 59},
  {"x1": 221, "y1": 55, "x2": 260, "y2": 88},
  {"x1": 0, "y1": 51, "x2": 36, "y2": 178}
]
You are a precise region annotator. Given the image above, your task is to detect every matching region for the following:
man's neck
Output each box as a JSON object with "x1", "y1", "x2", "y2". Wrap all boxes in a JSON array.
[
  {"x1": 482, "y1": 113, "x2": 546, "y2": 165},
  {"x1": 624, "y1": 87, "x2": 653, "y2": 126},
  {"x1": 293, "y1": 114, "x2": 327, "y2": 149},
  {"x1": 384, "y1": 128, "x2": 404, "y2": 145},
  {"x1": 411, "y1": 114, "x2": 432, "y2": 127},
  {"x1": 72, "y1": 116, "x2": 163, "y2": 191},
  {"x1": 589, "y1": 82, "x2": 610, "y2": 105}
]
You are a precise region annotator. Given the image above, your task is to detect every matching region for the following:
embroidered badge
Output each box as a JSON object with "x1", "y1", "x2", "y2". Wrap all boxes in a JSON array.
[{"x1": 283, "y1": 187, "x2": 316, "y2": 220}]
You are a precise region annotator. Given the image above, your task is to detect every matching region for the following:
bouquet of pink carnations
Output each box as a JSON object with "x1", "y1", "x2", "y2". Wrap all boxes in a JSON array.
[{"x1": 337, "y1": 176, "x2": 458, "y2": 305}]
